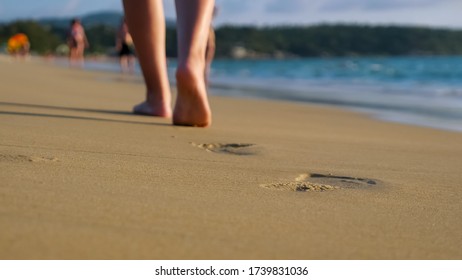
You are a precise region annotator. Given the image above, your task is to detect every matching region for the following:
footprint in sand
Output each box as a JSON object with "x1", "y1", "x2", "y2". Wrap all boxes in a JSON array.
[
  {"x1": 0, "y1": 154, "x2": 59, "y2": 163},
  {"x1": 261, "y1": 173, "x2": 380, "y2": 192},
  {"x1": 191, "y1": 142, "x2": 258, "y2": 155}
]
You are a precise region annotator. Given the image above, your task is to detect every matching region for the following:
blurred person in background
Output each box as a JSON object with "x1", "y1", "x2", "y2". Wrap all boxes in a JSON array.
[
  {"x1": 67, "y1": 18, "x2": 89, "y2": 67},
  {"x1": 116, "y1": 17, "x2": 136, "y2": 74}
]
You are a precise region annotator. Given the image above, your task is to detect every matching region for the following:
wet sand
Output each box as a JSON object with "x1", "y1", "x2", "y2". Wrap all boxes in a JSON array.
[{"x1": 1, "y1": 56, "x2": 461, "y2": 259}]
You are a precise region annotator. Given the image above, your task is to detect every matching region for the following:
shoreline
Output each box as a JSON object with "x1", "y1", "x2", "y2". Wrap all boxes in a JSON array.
[
  {"x1": 1, "y1": 58, "x2": 462, "y2": 259},
  {"x1": 38, "y1": 54, "x2": 462, "y2": 133}
]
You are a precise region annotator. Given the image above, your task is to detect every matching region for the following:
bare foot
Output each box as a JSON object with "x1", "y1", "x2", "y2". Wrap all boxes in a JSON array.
[
  {"x1": 173, "y1": 65, "x2": 212, "y2": 127},
  {"x1": 133, "y1": 91, "x2": 172, "y2": 118}
]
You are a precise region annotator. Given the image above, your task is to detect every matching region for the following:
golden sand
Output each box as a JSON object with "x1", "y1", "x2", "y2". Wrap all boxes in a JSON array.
[{"x1": 1, "y1": 57, "x2": 461, "y2": 259}]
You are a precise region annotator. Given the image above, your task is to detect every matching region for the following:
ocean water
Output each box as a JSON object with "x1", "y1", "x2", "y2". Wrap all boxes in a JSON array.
[{"x1": 84, "y1": 56, "x2": 462, "y2": 132}]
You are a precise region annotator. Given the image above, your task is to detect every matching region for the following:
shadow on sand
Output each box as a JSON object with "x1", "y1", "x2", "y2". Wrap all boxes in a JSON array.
[{"x1": 0, "y1": 101, "x2": 170, "y2": 127}]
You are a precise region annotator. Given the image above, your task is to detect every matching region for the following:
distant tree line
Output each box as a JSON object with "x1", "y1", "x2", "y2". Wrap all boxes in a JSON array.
[
  {"x1": 212, "y1": 25, "x2": 462, "y2": 57},
  {"x1": 2, "y1": 20, "x2": 462, "y2": 57}
]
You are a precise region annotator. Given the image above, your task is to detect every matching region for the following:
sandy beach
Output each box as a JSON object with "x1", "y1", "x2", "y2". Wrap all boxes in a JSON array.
[{"x1": 1, "y1": 56, "x2": 461, "y2": 259}]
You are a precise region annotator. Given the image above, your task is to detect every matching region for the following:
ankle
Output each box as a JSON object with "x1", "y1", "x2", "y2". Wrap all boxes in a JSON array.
[{"x1": 146, "y1": 89, "x2": 171, "y2": 107}]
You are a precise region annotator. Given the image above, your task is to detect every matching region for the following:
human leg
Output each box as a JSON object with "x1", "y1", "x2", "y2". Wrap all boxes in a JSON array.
[
  {"x1": 75, "y1": 43, "x2": 83, "y2": 65},
  {"x1": 123, "y1": 0, "x2": 172, "y2": 117},
  {"x1": 128, "y1": 55, "x2": 136, "y2": 74},
  {"x1": 119, "y1": 55, "x2": 128, "y2": 73},
  {"x1": 69, "y1": 47, "x2": 82, "y2": 68},
  {"x1": 173, "y1": 0, "x2": 214, "y2": 127}
]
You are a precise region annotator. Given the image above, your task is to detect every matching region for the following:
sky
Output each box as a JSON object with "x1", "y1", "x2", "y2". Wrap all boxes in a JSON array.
[{"x1": 1, "y1": 0, "x2": 462, "y2": 28}]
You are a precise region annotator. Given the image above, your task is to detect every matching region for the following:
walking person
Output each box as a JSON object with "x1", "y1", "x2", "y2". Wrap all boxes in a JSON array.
[{"x1": 123, "y1": 0, "x2": 214, "y2": 127}]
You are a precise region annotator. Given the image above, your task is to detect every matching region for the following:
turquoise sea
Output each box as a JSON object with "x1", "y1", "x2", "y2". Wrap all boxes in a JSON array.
[{"x1": 83, "y1": 56, "x2": 462, "y2": 132}]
